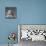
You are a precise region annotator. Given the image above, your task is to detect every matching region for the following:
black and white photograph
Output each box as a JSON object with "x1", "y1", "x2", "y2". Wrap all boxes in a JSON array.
[
  {"x1": 5, "y1": 7, "x2": 17, "y2": 19},
  {"x1": 18, "y1": 25, "x2": 46, "y2": 46}
]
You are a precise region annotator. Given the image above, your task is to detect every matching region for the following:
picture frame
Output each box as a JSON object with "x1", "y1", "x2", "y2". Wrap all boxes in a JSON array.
[
  {"x1": 18, "y1": 24, "x2": 46, "y2": 42},
  {"x1": 5, "y1": 7, "x2": 17, "y2": 19}
]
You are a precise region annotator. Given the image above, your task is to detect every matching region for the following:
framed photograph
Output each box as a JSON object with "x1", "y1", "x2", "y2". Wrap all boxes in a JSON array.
[
  {"x1": 18, "y1": 24, "x2": 46, "y2": 41},
  {"x1": 5, "y1": 7, "x2": 17, "y2": 19}
]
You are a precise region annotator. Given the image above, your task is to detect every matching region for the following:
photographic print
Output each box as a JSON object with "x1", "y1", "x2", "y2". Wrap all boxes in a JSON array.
[
  {"x1": 5, "y1": 7, "x2": 17, "y2": 19},
  {"x1": 18, "y1": 24, "x2": 46, "y2": 46},
  {"x1": 18, "y1": 24, "x2": 46, "y2": 41}
]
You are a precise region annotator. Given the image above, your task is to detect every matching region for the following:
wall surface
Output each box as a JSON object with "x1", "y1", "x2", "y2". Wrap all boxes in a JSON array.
[{"x1": 0, "y1": 0, "x2": 46, "y2": 44}]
